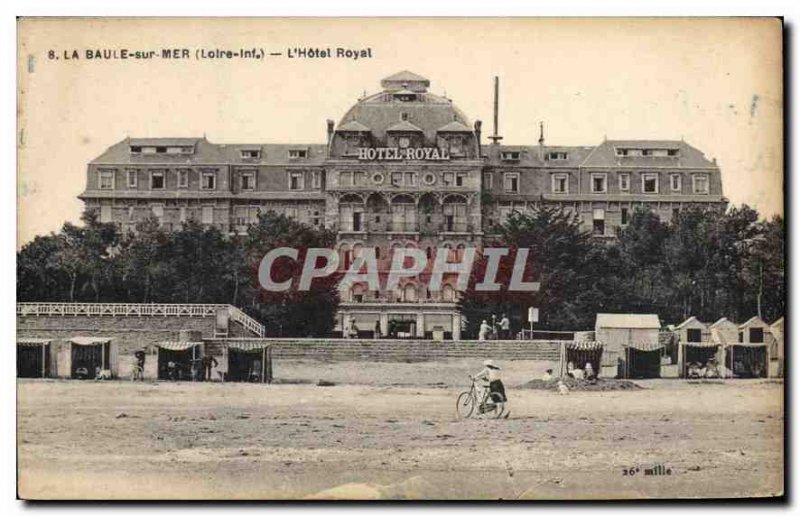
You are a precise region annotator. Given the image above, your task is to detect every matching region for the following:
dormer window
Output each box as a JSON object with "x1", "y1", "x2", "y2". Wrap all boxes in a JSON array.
[
  {"x1": 501, "y1": 151, "x2": 520, "y2": 161},
  {"x1": 130, "y1": 146, "x2": 142, "y2": 154},
  {"x1": 289, "y1": 149, "x2": 307, "y2": 159},
  {"x1": 156, "y1": 146, "x2": 167, "y2": 154},
  {"x1": 546, "y1": 152, "x2": 568, "y2": 161},
  {"x1": 241, "y1": 149, "x2": 261, "y2": 159},
  {"x1": 401, "y1": 112, "x2": 410, "y2": 121}
]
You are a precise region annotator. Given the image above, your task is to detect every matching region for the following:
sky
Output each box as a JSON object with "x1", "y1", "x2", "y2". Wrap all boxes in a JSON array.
[{"x1": 16, "y1": 17, "x2": 783, "y2": 246}]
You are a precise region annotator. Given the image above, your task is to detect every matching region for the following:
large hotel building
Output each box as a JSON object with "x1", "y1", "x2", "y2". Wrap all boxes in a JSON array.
[{"x1": 80, "y1": 71, "x2": 727, "y2": 339}]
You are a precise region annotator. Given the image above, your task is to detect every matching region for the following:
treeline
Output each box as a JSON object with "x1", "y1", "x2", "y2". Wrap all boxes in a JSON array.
[
  {"x1": 459, "y1": 204, "x2": 784, "y2": 336},
  {"x1": 16, "y1": 211, "x2": 341, "y2": 338},
  {"x1": 18, "y1": 204, "x2": 784, "y2": 338}
]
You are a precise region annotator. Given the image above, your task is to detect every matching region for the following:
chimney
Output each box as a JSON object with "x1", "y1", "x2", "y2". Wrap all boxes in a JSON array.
[
  {"x1": 326, "y1": 119, "x2": 335, "y2": 157},
  {"x1": 538, "y1": 121, "x2": 545, "y2": 160},
  {"x1": 489, "y1": 76, "x2": 503, "y2": 144},
  {"x1": 474, "y1": 120, "x2": 482, "y2": 158}
]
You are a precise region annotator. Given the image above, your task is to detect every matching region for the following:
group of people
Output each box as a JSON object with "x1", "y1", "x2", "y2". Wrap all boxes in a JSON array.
[
  {"x1": 478, "y1": 314, "x2": 511, "y2": 341},
  {"x1": 687, "y1": 358, "x2": 721, "y2": 379},
  {"x1": 540, "y1": 361, "x2": 598, "y2": 383}
]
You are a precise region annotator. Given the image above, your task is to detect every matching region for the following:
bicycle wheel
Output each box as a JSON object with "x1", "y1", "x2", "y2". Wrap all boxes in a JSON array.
[
  {"x1": 482, "y1": 392, "x2": 505, "y2": 419},
  {"x1": 456, "y1": 391, "x2": 475, "y2": 419}
]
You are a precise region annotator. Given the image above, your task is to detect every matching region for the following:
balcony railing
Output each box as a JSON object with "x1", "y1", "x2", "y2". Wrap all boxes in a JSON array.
[{"x1": 16, "y1": 302, "x2": 265, "y2": 337}]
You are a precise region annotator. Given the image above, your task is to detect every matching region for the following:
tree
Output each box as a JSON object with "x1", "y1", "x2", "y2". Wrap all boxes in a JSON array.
[{"x1": 240, "y1": 211, "x2": 341, "y2": 337}]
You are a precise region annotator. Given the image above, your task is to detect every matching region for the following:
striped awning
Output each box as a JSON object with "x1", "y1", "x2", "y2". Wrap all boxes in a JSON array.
[
  {"x1": 623, "y1": 341, "x2": 664, "y2": 351},
  {"x1": 682, "y1": 341, "x2": 720, "y2": 348},
  {"x1": 227, "y1": 341, "x2": 270, "y2": 351},
  {"x1": 69, "y1": 336, "x2": 113, "y2": 346},
  {"x1": 17, "y1": 338, "x2": 50, "y2": 346},
  {"x1": 157, "y1": 341, "x2": 202, "y2": 351},
  {"x1": 567, "y1": 341, "x2": 604, "y2": 351}
]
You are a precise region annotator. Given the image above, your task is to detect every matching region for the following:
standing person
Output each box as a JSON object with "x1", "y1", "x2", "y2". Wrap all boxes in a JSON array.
[
  {"x1": 478, "y1": 320, "x2": 491, "y2": 341},
  {"x1": 133, "y1": 350, "x2": 146, "y2": 380},
  {"x1": 347, "y1": 320, "x2": 359, "y2": 339},
  {"x1": 201, "y1": 355, "x2": 218, "y2": 381},
  {"x1": 499, "y1": 314, "x2": 511, "y2": 339},
  {"x1": 374, "y1": 320, "x2": 382, "y2": 339}
]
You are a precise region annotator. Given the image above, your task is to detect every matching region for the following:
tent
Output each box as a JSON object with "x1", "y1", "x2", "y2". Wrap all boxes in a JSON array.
[
  {"x1": 156, "y1": 341, "x2": 203, "y2": 380},
  {"x1": 595, "y1": 314, "x2": 661, "y2": 378},
  {"x1": 17, "y1": 338, "x2": 51, "y2": 378},
  {"x1": 622, "y1": 341, "x2": 664, "y2": 379},
  {"x1": 224, "y1": 341, "x2": 273, "y2": 383},
  {"x1": 559, "y1": 341, "x2": 603, "y2": 377},
  {"x1": 65, "y1": 337, "x2": 117, "y2": 379}
]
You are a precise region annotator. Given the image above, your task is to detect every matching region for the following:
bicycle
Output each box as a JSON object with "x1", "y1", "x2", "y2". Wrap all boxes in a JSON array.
[{"x1": 456, "y1": 376, "x2": 505, "y2": 419}]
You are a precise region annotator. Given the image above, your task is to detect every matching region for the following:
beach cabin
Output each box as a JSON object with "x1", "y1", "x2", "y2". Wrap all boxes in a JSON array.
[
  {"x1": 58, "y1": 337, "x2": 118, "y2": 379},
  {"x1": 769, "y1": 317, "x2": 784, "y2": 378},
  {"x1": 724, "y1": 316, "x2": 770, "y2": 378},
  {"x1": 674, "y1": 317, "x2": 722, "y2": 378},
  {"x1": 595, "y1": 314, "x2": 662, "y2": 379},
  {"x1": 17, "y1": 338, "x2": 53, "y2": 378}
]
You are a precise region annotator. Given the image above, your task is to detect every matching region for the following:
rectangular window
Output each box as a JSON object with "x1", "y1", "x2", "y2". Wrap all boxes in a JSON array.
[
  {"x1": 289, "y1": 172, "x2": 304, "y2": 190},
  {"x1": 616, "y1": 148, "x2": 629, "y2": 157},
  {"x1": 241, "y1": 149, "x2": 261, "y2": 159},
  {"x1": 241, "y1": 172, "x2": 255, "y2": 190},
  {"x1": 546, "y1": 152, "x2": 568, "y2": 161},
  {"x1": 642, "y1": 173, "x2": 659, "y2": 193},
  {"x1": 442, "y1": 172, "x2": 454, "y2": 186},
  {"x1": 621, "y1": 207, "x2": 629, "y2": 226},
  {"x1": 693, "y1": 174, "x2": 709, "y2": 194},
  {"x1": 201, "y1": 171, "x2": 216, "y2": 190},
  {"x1": 128, "y1": 206, "x2": 136, "y2": 222},
  {"x1": 504, "y1": 173, "x2": 519, "y2": 193},
  {"x1": 687, "y1": 328, "x2": 702, "y2": 342},
  {"x1": 126, "y1": 169, "x2": 138, "y2": 188},
  {"x1": 456, "y1": 173, "x2": 466, "y2": 187},
  {"x1": 392, "y1": 172, "x2": 403, "y2": 186},
  {"x1": 288, "y1": 149, "x2": 307, "y2": 159},
  {"x1": 483, "y1": 172, "x2": 493, "y2": 189},
  {"x1": 406, "y1": 172, "x2": 416, "y2": 186},
  {"x1": 670, "y1": 174, "x2": 682, "y2": 192},
  {"x1": 618, "y1": 173, "x2": 630, "y2": 192},
  {"x1": 501, "y1": 151, "x2": 520, "y2": 161},
  {"x1": 130, "y1": 146, "x2": 142, "y2": 154},
  {"x1": 749, "y1": 327, "x2": 764, "y2": 343},
  {"x1": 552, "y1": 174, "x2": 568, "y2": 194},
  {"x1": 99, "y1": 205, "x2": 112, "y2": 223},
  {"x1": 339, "y1": 171, "x2": 352, "y2": 187},
  {"x1": 592, "y1": 209, "x2": 605, "y2": 236},
  {"x1": 591, "y1": 173, "x2": 607, "y2": 193},
  {"x1": 179, "y1": 206, "x2": 188, "y2": 223},
  {"x1": 177, "y1": 169, "x2": 189, "y2": 188},
  {"x1": 201, "y1": 206, "x2": 214, "y2": 224},
  {"x1": 98, "y1": 170, "x2": 114, "y2": 190},
  {"x1": 150, "y1": 170, "x2": 164, "y2": 190},
  {"x1": 311, "y1": 171, "x2": 322, "y2": 189}
]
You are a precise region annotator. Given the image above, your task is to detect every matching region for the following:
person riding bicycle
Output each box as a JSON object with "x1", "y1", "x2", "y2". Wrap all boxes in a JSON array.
[{"x1": 473, "y1": 359, "x2": 508, "y2": 403}]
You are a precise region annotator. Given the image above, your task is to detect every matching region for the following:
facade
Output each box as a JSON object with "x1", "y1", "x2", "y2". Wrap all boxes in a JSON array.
[{"x1": 80, "y1": 70, "x2": 728, "y2": 339}]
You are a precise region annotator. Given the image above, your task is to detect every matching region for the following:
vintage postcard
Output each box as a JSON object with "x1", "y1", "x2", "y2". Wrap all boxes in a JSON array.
[{"x1": 16, "y1": 17, "x2": 784, "y2": 500}]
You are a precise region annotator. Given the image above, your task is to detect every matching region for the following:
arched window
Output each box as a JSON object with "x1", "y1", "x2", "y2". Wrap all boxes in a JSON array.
[
  {"x1": 442, "y1": 284, "x2": 455, "y2": 302},
  {"x1": 351, "y1": 284, "x2": 366, "y2": 303},
  {"x1": 340, "y1": 244, "x2": 352, "y2": 270},
  {"x1": 403, "y1": 283, "x2": 418, "y2": 303}
]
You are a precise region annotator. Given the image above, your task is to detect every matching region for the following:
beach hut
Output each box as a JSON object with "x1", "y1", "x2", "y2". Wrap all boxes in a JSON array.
[
  {"x1": 154, "y1": 340, "x2": 204, "y2": 380},
  {"x1": 769, "y1": 317, "x2": 784, "y2": 378},
  {"x1": 63, "y1": 337, "x2": 117, "y2": 379},
  {"x1": 17, "y1": 338, "x2": 52, "y2": 378},
  {"x1": 595, "y1": 313, "x2": 662, "y2": 379},
  {"x1": 223, "y1": 341, "x2": 273, "y2": 383},
  {"x1": 723, "y1": 316, "x2": 770, "y2": 378},
  {"x1": 674, "y1": 317, "x2": 722, "y2": 378},
  {"x1": 558, "y1": 340, "x2": 603, "y2": 377}
]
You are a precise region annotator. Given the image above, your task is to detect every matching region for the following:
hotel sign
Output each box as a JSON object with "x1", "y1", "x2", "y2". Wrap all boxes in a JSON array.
[{"x1": 358, "y1": 147, "x2": 450, "y2": 161}]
